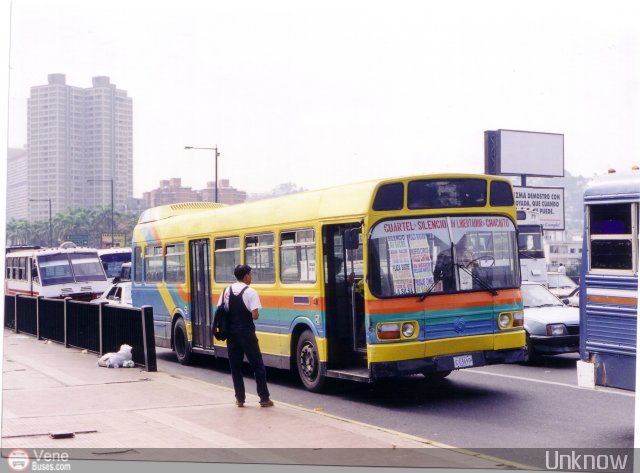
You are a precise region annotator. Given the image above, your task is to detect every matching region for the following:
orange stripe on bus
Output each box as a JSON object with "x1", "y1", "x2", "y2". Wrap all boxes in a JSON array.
[
  {"x1": 176, "y1": 284, "x2": 191, "y2": 303},
  {"x1": 367, "y1": 288, "x2": 522, "y2": 315},
  {"x1": 587, "y1": 295, "x2": 638, "y2": 306}
]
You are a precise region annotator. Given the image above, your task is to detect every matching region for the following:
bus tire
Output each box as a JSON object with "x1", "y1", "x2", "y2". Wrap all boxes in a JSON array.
[
  {"x1": 422, "y1": 370, "x2": 452, "y2": 379},
  {"x1": 296, "y1": 331, "x2": 326, "y2": 392},
  {"x1": 173, "y1": 317, "x2": 192, "y2": 365}
]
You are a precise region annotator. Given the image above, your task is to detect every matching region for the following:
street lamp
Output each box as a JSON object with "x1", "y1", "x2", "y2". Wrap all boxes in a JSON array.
[
  {"x1": 88, "y1": 179, "x2": 114, "y2": 248},
  {"x1": 184, "y1": 145, "x2": 220, "y2": 203},
  {"x1": 29, "y1": 198, "x2": 52, "y2": 247}
]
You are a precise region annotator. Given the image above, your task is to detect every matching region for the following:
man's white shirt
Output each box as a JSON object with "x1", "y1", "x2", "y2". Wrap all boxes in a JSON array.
[{"x1": 217, "y1": 282, "x2": 262, "y2": 312}]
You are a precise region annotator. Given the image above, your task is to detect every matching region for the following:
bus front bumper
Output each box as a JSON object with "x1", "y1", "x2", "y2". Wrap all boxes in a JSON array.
[{"x1": 370, "y1": 347, "x2": 527, "y2": 379}]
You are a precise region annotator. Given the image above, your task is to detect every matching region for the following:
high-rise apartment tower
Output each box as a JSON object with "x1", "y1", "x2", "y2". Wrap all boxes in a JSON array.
[{"x1": 27, "y1": 73, "x2": 133, "y2": 220}]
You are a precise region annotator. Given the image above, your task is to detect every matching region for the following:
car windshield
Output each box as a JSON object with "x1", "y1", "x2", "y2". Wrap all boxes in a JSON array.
[
  {"x1": 548, "y1": 273, "x2": 577, "y2": 289},
  {"x1": 368, "y1": 215, "x2": 519, "y2": 297},
  {"x1": 522, "y1": 284, "x2": 564, "y2": 308}
]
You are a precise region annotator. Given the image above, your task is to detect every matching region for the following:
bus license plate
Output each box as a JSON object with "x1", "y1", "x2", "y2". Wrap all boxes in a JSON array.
[{"x1": 453, "y1": 355, "x2": 474, "y2": 369}]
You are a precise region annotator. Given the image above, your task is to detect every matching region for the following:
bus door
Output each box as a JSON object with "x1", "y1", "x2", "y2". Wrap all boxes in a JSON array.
[
  {"x1": 322, "y1": 224, "x2": 365, "y2": 367},
  {"x1": 189, "y1": 239, "x2": 214, "y2": 351}
]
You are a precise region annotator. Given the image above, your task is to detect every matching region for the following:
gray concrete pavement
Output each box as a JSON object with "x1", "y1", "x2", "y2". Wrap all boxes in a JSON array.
[{"x1": 1, "y1": 331, "x2": 529, "y2": 469}]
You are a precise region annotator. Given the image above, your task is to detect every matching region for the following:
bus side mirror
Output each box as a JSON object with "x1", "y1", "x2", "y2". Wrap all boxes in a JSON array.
[{"x1": 345, "y1": 229, "x2": 360, "y2": 250}]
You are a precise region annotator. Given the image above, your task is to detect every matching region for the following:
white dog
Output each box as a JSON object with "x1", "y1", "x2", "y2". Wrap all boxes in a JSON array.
[{"x1": 97, "y1": 344, "x2": 133, "y2": 368}]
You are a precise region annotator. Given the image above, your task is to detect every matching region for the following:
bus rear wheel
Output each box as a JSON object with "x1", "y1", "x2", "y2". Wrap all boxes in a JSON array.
[
  {"x1": 296, "y1": 331, "x2": 326, "y2": 392},
  {"x1": 173, "y1": 317, "x2": 192, "y2": 365}
]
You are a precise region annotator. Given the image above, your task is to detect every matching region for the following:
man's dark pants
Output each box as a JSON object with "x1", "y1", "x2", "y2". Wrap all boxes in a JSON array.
[{"x1": 227, "y1": 329, "x2": 270, "y2": 402}]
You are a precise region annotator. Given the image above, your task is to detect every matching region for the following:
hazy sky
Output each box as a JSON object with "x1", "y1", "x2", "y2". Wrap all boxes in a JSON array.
[{"x1": 6, "y1": 0, "x2": 639, "y2": 197}]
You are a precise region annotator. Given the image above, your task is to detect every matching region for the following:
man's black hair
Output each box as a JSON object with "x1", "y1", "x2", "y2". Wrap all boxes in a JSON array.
[{"x1": 234, "y1": 264, "x2": 252, "y2": 281}]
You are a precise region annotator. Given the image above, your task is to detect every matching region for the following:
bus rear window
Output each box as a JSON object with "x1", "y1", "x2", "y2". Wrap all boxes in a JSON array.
[
  {"x1": 590, "y1": 204, "x2": 632, "y2": 234},
  {"x1": 588, "y1": 203, "x2": 636, "y2": 272},
  {"x1": 408, "y1": 179, "x2": 486, "y2": 209},
  {"x1": 591, "y1": 240, "x2": 633, "y2": 270}
]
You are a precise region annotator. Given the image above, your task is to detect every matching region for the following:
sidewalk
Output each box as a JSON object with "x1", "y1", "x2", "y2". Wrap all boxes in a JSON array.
[{"x1": 1, "y1": 331, "x2": 524, "y2": 468}]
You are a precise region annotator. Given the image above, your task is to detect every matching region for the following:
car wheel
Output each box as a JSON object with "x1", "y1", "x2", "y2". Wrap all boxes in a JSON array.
[
  {"x1": 523, "y1": 333, "x2": 536, "y2": 364},
  {"x1": 296, "y1": 331, "x2": 326, "y2": 392},
  {"x1": 173, "y1": 317, "x2": 192, "y2": 365}
]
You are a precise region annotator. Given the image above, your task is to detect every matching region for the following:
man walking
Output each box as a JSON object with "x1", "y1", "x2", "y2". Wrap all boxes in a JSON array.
[{"x1": 218, "y1": 264, "x2": 273, "y2": 408}]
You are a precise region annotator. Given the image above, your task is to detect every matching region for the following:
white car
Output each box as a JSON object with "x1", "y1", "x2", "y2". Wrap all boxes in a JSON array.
[
  {"x1": 91, "y1": 281, "x2": 132, "y2": 307},
  {"x1": 546, "y1": 271, "x2": 579, "y2": 307},
  {"x1": 91, "y1": 263, "x2": 132, "y2": 307},
  {"x1": 521, "y1": 282, "x2": 580, "y2": 362}
]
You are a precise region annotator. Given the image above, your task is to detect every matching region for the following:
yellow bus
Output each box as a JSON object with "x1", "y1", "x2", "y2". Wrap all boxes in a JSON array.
[{"x1": 131, "y1": 174, "x2": 526, "y2": 391}]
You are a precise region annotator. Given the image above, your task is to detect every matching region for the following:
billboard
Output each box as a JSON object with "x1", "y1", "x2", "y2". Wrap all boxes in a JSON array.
[
  {"x1": 485, "y1": 129, "x2": 564, "y2": 177},
  {"x1": 66, "y1": 234, "x2": 89, "y2": 246},
  {"x1": 101, "y1": 233, "x2": 127, "y2": 248},
  {"x1": 514, "y1": 186, "x2": 565, "y2": 230}
]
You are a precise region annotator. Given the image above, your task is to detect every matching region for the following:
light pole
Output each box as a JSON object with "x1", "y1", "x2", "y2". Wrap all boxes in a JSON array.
[
  {"x1": 184, "y1": 145, "x2": 220, "y2": 203},
  {"x1": 29, "y1": 198, "x2": 53, "y2": 247},
  {"x1": 88, "y1": 179, "x2": 114, "y2": 248}
]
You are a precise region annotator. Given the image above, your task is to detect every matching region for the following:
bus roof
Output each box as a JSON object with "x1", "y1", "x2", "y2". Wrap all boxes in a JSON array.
[
  {"x1": 133, "y1": 173, "x2": 515, "y2": 243},
  {"x1": 98, "y1": 248, "x2": 132, "y2": 255},
  {"x1": 584, "y1": 171, "x2": 640, "y2": 202},
  {"x1": 5, "y1": 247, "x2": 101, "y2": 258}
]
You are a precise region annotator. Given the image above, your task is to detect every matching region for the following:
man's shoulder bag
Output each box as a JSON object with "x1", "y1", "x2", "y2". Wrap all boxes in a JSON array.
[{"x1": 212, "y1": 287, "x2": 230, "y2": 341}]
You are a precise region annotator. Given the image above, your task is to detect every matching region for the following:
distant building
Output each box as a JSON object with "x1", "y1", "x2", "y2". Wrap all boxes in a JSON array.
[
  {"x1": 143, "y1": 178, "x2": 247, "y2": 208},
  {"x1": 143, "y1": 178, "x2": 201, "y2": 208},
  {"x1": 545, "y1": 231, "x2": 583, "y2": 273},
  {"x1": 6, "y1": 148, "x2": 28, "y2": 220},
  {"x1": 26, "y1": 73, "x2": 133, "y2": 221},
  {"x1": 201, "y1": 179, "x2": 247, "y2": 205}
]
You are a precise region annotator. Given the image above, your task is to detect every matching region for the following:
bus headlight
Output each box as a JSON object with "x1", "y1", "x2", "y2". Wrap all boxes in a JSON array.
[
  {"x1": 547, "y1": 324, "x2": 567, "y2": 336},
  {"x1": 512, "y1": 311, "x2": 524, "y2": 327},
  {"x1": 498, "y1": 313, "x2": 512, "y2": 329},
  {"x1": 401, "y1": 322, "x2": 415, "y2": 338},
  {"x1": 377, "y1": 323, "x2": 400, "y2": 340},
  {"x1": 498, "y1": 311, "x2": 524, "y2": 329}
]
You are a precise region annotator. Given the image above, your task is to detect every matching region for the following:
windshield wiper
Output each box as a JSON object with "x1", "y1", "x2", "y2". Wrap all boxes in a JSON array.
[
  {"x1": 456, "y1": 263, "x2": 499, "y2": 296},
  {"x1": 518, "y1": 250, "x2": 536, "y2": 259},
  {"x1": 418, "y1": 274, "x2": 444, "y2": 302}
]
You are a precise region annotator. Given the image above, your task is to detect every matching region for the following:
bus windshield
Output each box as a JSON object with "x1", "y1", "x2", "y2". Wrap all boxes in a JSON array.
[
  {"x1": 37, "y1": 254, "x2": 75, "y2": 285},
  {"x1": 100, "y1": 252, "x2": 132, "y2": 279},
  {"x1": 517, "y1": 224, "x2": 545, "y2": 259},
  {"x1": 69, "y1": 252, "x2": 107, "y2": 282},
  {"x1": 369, "y1": 215, "x2": 519, "y2": 297}
]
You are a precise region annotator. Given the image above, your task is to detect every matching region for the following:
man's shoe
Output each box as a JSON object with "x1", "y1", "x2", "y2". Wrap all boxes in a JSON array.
[
  {"x1": 259, "y1": 399, "x2": 274, "y2": 408},
  {"x1": 235, "y1": 400, "x2": 245, "y2": 408}
]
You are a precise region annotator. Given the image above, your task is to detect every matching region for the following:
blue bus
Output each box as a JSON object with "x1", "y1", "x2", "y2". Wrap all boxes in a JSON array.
[{"x1": 578, "y1": 170, "x2": 638, "y2": 391}]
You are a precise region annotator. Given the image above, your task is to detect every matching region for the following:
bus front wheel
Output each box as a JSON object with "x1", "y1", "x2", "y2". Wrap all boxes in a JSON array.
[
  {"x1": 173, "y1": 318, "x2": 192, "y2": 365},
  {"x1": 422, "y1": 370, "x2": 452, "y2": 380},
  {"x1": 296, "y1": 331, "x2": 326, "y2": 392}
]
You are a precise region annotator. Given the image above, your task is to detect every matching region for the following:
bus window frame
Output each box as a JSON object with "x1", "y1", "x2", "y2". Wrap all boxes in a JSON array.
[
  {"x1": 214, "y1": 236, "x2": 241, "y2": 283},
  {"x1": 280, "y1": 228, "x2": 317, "y2": 285},
  {"x1": 144, "y1": 245, "x2": 164, "y2": 283},
  {"x1": 133, "y1": 246, "x2": 143, "y2": 283},
  {"x1": 245, "y1": 232, "x2": 276, "y2": 284},
  {"x1": 165, "y1": 241, "x2": 186, "y2": 284}
]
